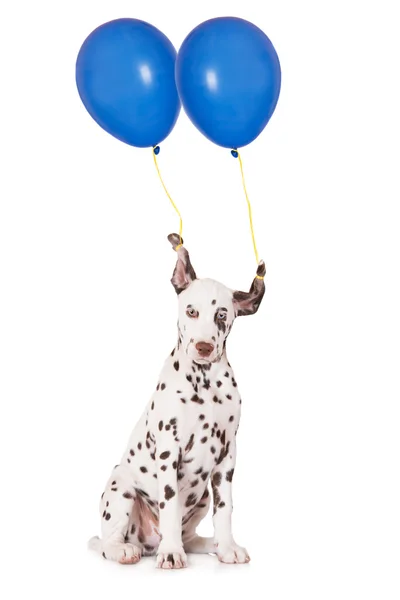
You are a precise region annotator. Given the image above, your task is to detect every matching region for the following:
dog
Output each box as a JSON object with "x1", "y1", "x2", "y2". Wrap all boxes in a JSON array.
[{"x1": 89, "y1": 233, "x2": 266, "y2": 568}]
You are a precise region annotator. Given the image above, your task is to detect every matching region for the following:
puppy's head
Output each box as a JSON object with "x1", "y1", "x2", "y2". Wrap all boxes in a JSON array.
[{"x1": 168, "y1": 233, "x2": 266, "y2": 363}]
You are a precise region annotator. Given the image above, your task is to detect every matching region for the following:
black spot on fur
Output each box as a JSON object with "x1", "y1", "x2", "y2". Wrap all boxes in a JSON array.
[
  {"x1": 212, "y1": 299, "x2": 216, "y2": 305},
  {"x1": 174, "y1": 361, "x2": 179, "y2": 371},
  {"x1": 180, "y1": 397, "x2": 187, "y2": 403},
  {"x1": 161, "y1": 465, "x2": 167, "y2": 471},
  {"x1": 213, "y1": 472, "x2": 222, "y2": 487},
  {"x1": 164, "y1": 485, "x2": 175, "y2": 500},
  {"x1": 186, "y1": 374, "x2": 192, "y2": 382},
  {"x1": 105, "y1": 513, "x2": 111, "y2": 521},
  {"x1": 160, "y1": 451, "x2": 171, "y2": 460},
  {"x1": 191, "y1": 394, "x2": 204, "y2": 404},
  {"x1": 210, "y1": 446, "x2": 216, "y2": 454},
  {"x1": 185, "y1": 493, "x2": 197, "y2": 507},
  {"x1": 216, "y1": 381, "x2": 222, "y2": 388},
  {"x1": 199, "y1": 414, "x2": 205, "y2": 420},
  {"x1": 165, "y1": 424, "x2": 171, "y2": 431},
  {"x1": 130, "y1": 449, "x2": 135, "y2": 456},
  {"x1": 185, "y1": 433, "x2": 195, "y2": 453},
  {"x1": 137, "y1": 442, "x2": 142, "y2": 450},
  {"x1": 201, "y1": 471, "x2": 209, "y2": 481},
  {"x1": 203, "y1": 423, "x2": 209, "y2": 429},
  {"x1": 226, "y1": 394, "x2": 232, "y2": 400},
  {"x1": 201, "y1": 436, "x2": 208, "y2": 444},
  {"x1": 123, "y1": 491, "x2": 134, "y2": 499},
  {"x1": 161, "y1": 383, "x2": 166, "y2": 390},
  {"x1": 140, "y1": 466, "x2": 148, "y2": 473},
  {"x1": 226, "y1": 468, "x2": 235, "y2": 482}
]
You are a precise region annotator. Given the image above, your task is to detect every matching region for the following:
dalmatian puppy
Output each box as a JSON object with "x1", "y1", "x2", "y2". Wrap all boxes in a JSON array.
[{"x1": 89, "y1": 233, "x2": 266, "y2": 569}]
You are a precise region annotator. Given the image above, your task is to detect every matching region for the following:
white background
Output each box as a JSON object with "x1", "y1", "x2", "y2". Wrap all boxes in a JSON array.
[{"x1": 1, "y1": 0, "x2": 399, "y2": 598}]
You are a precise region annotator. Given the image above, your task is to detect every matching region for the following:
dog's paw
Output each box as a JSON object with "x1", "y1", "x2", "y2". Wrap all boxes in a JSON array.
[
  {"x1": 156, "y1": 545, "x2": 187, "y2": 569},
  {"x1": 103, "y1": 542, "x2": 141, "y2": 564},
  {"x1": 216, "y1": 542, "x2": 250, "y2": 564}
]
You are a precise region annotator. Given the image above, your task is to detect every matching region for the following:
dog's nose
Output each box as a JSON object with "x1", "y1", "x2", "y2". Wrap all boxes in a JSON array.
[{"x1": 195, "y1": 342, "x2": 214, "y2": 357}]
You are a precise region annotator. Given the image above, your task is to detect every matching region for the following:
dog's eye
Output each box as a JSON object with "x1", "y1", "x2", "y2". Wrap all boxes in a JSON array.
[
  {"x1": 217, "y1": 312, "x2": 227, "y2": 321},
  {"x1": 186, "y1": 308, "x2": 199, "y2": 318}
]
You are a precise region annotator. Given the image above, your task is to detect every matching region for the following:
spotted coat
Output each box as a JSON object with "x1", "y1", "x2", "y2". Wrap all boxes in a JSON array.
[{"x1": 88, "y1": 234, "x2": 265, "y2": 569}]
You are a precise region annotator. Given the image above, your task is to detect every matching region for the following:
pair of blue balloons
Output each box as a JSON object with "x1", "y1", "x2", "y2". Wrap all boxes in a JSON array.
[{"x1": 76, "y1": 17, "x2": 281, "y2": 149}]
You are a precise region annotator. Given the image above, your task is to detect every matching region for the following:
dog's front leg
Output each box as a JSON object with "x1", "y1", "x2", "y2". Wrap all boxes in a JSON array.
[
  {"x1": 155, "y1": 443, "x2": 187, "y2": 569},
  {"x1": 211, "y1": 440, "x2": 250, "y2": 564}
]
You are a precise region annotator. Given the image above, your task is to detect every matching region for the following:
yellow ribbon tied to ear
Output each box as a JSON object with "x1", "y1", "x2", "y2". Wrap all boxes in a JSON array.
[
  {"x1": 231, "y1": 149, "x2": 264, "y2": 279},
  {"x1": 152, "y1": 146, "x2": 183, "y2": 250}
]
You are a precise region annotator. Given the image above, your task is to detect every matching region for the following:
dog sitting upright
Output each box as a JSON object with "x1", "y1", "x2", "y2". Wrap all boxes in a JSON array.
[{"x1": 89, "y1": 233, "x2": 266, "y2": 569}]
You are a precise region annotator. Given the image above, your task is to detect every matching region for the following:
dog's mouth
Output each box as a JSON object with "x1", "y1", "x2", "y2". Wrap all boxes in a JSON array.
[{"x1": 193, "y1": 357, "x2": 213, "y2": 364}]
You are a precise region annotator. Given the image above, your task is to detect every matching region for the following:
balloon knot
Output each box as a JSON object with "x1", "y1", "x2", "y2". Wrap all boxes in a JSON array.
[
  {"x1": 153, "y1": 145, "x2": 160, "y2": 155},
  {"x1": 231, "y1": 149, "x2": 238, "y2": 158}
]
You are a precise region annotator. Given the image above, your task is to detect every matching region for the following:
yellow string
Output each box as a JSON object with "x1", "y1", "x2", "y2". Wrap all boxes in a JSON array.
[
  {"x1": 152, "y1": 147, "x2": 183, "y2": 249},
  {"x1": 235, "y1": 150, "x2": 263, "y2": 277}
]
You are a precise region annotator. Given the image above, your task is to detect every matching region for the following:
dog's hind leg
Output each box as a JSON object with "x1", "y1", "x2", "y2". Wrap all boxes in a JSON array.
[
  {"x1": 89, "y1": 466, "x2": 142, "y2": 565},
  {"x1": 182, "y1": 488, "x2": 216, "y2": 555}
]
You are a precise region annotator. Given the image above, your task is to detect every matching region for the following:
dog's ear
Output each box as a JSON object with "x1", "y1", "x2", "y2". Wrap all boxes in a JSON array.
[
  {"x1": 168, "y1": 233, "x2": 197, "y2": 294},
  {"x1": 233, "y1": 261, "x2": 266, "y2": 316}
]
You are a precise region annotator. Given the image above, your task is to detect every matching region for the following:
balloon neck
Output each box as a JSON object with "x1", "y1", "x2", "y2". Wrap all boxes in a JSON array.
[
  {"x1": 153, "y1": 145, "x2": 160, "y2": 155},
  {"x1": 231, "y1": 149, "x2": 239, "y2": 158}
]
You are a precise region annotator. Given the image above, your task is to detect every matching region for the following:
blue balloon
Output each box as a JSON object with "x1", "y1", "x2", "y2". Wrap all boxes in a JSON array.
[
  {"x1": 76, "y1": 19, "x2": 180, "y2": 148},
  {"x1": 175, "y1": 17, "x2": 281, "y2": 149}
]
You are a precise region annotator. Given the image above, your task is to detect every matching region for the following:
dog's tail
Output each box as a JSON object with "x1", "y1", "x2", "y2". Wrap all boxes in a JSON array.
[{"x1": 88, "y1": 536, "x2": 102, "y2": 553}]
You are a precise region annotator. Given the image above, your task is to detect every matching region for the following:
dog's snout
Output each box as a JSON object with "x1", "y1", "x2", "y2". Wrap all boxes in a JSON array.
[{"x1": 195, "y1": 341, "x2": 214, "y2": 357}]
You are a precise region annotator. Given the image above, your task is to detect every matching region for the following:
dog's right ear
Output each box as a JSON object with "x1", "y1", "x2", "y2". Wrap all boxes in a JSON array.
[{"x1": 168, "y1": 233, "x2": 197, "y2": 294}]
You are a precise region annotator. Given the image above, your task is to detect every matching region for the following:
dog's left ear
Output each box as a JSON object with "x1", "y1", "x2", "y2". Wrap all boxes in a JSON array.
[
  {"x1": 233, "y1": 261, "x2": 266, "y2": 316},
  {"x1": 168, "y1": 233, "x2": 197, "y2": 294}
]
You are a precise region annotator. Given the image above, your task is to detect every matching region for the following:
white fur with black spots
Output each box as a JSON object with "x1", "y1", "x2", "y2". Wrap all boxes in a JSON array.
[{"x1": 88, "y1": 234, "x2": 265, "y2": 569}]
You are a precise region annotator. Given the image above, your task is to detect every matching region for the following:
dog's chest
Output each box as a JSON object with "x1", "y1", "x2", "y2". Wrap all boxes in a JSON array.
[{"x1": 176, "y1": 382, "x2": 240, "y2": 478}]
